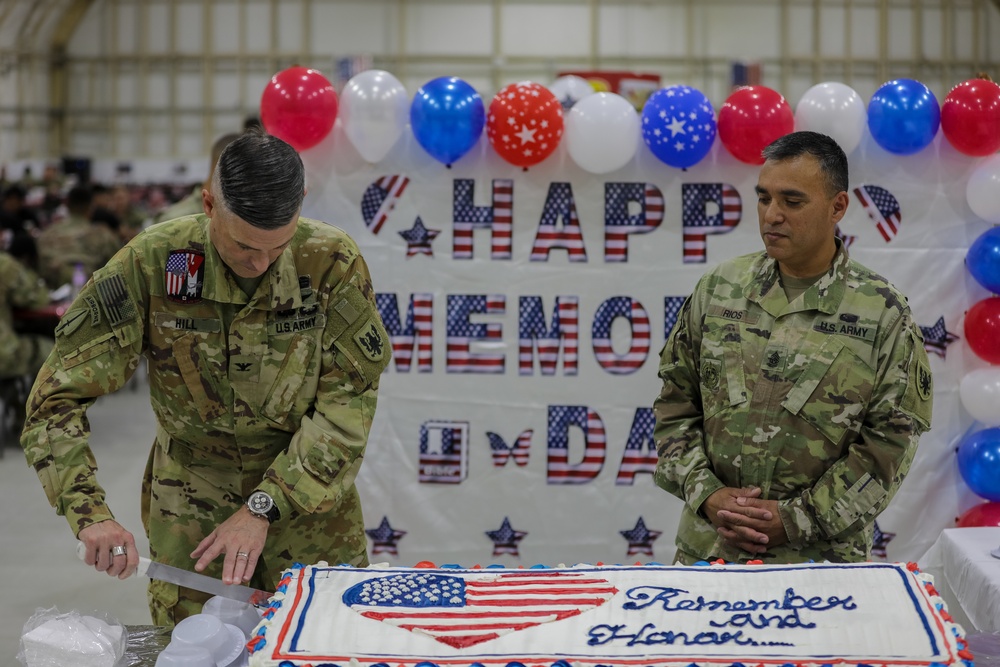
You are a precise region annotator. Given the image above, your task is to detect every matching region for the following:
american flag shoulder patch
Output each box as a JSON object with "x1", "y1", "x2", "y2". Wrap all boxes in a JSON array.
[{"x1": 95, "y1": 273, "x2": 138, "y2": 327}]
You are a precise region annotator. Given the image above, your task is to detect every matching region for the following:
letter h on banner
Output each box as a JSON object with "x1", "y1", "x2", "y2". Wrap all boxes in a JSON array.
[{"x1": 452, "y1": 179, "x2": 513, "y2": 259}]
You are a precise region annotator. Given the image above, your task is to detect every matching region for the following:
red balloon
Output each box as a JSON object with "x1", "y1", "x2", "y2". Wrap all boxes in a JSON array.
[
  {"x1": 718, "y1": 86, "x2": 794, "y2": 165},
  {"x1": 957, "y1": 501, "x2": 1000, "y2": 527},
  {"x1": 487, "y1": 82, "x2": 564, "y2": 169},
  {"x1": 941, "y1": 78, "x2": 1000, "y2": 157},
  {"x1": 965, "y1": 296, "x2": 1000, "y2": 365},
  {"x1": 260, "y1": 67, "x2": 338, "y2": 152}
]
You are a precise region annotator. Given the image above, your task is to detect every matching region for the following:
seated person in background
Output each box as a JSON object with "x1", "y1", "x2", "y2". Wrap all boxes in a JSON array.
[
  {"x1": 90, "y1": 207, "x2": 123, "y2": 238},
  {"x1": 0, "y1": 237, "x2": 53, "y2": 379},
  {"x1": 154, "y1": 132, "x2": 240, "y2": 224},
  {"x1": 110, "y1": 184, "x2": 148, "y2": 243},
  {"x1": 36, "y1": 185, "x2": 122, "y2": 289},
  {"x1": 1, "y1": 184, "x2": 40, "y2": 235}
]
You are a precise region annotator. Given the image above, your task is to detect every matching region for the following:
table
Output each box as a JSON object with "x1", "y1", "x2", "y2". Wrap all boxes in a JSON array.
[
  {"x1": 919, "y1": 526, "x2": 1000, "y2": 633},
  {"x1": 124, "y1": 625, "x2": 172, "y2": 666},
  {"x1": 12, "y1": 300, "x2": 69, "y2": 335}
]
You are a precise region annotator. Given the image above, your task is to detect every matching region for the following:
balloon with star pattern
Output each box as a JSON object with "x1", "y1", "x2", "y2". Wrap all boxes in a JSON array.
[
  {"x1": 487, "y1": 82, "x2": 564, "y2": 169},
  {"x1": 641, "y1": 85, "x2": 717, "y2": 170}
]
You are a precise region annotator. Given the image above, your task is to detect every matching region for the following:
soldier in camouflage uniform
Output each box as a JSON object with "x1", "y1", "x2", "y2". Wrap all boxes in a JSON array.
[
  {"x1": 21, "y1": 129, "x2": 390, "y2": 625},
  {"x1": 36, "y1": 186, "x2": 122, "y2": 289},
  {"x1": 653, "y1": 131, "x2": 932, "y2": 565},
  {"x1": 154, "y1": 133, "x2": 240, "y2": 226},
  {"x1": 0, "y1": 249, "x2": 52, "y2": 377}
]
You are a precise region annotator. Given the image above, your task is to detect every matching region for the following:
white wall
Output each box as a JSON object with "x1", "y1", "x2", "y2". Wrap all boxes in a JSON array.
[{"x1": 0, "y1": 0, "x2": 996, "y2": 167}]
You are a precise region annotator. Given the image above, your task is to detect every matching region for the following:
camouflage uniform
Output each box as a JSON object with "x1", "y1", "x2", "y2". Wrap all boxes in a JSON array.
[
  {"x1": 36, "y1": 214, "x2": 122, "y2": 289},
  {"x1": 21, "y1": 214, "x2": 390, "y2": 624},
  {"x1": 153, "y1": 186, "x2": 203, "y2": 225},
  {"x1": 653, "y1": 241, "x2": 932, "y2": 565},
  {"x1": 0, "y1": 252, "x2": 52, "y2": 377}
]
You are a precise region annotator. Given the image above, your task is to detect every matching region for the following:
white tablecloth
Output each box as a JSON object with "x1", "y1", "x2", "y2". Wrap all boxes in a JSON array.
[{"x1": 919, "y1": 526, "x2": 1000, "y2": 634}]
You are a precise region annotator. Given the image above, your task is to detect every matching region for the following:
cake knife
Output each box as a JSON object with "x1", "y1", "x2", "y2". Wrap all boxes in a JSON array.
[{"x1": 75, "y1": 541, "x2": 271, "y2": 607}]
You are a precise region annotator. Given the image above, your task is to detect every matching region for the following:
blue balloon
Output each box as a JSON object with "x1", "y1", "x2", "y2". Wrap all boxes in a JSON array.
[
  {"x1": 967, "y1": 227, "x2": 1000, "y2": 294},
  {"x1": 410, "y1": 77, "x2": 485, "y2": 166},
  {"x1": 641, "y1": 86, "x2": 716, "y2": 169},
  {"x1": 957, "y1": 427, "x2": 1000, "y2": 502},
  {"x1": 867, "y1": 79, "x2": 940, "y2": 155}
]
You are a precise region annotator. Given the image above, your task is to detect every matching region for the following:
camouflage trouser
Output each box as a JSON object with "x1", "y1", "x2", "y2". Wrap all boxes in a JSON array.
[{"x1": 140, "y1": 432, "x2": 369, "y2": 626}]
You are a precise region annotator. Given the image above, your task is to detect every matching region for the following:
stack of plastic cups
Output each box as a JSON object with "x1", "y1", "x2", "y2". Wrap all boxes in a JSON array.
[{"x1": 154, "y1": 611, "x2": 247, "y2": 667}]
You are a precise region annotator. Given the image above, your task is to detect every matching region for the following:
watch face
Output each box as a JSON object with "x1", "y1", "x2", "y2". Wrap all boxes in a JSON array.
[{"x1": 248, "y1": 491, "x2": 274, "y2": 515}]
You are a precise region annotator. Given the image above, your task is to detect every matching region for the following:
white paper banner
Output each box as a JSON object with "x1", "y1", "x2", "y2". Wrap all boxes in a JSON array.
[{"x1": 301, "y1": 124, "x2": 986, "y2": 568}]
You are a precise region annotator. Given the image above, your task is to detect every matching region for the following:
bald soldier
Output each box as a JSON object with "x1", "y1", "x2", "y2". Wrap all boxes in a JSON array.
[
  {"x1": 653, "y1": 131, "x2": 932, "y2": 565},
  {"x1": 21, "y1": 128, "x2": 390, "y2": 624}
]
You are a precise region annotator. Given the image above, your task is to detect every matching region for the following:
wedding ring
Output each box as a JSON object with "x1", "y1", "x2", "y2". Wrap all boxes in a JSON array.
[
  {"x1": 111, "y1": 545, "x2": 127, "y2": 557},
  {"x1": 236, "y1": 551, "x2": 249, "y2": 559}
]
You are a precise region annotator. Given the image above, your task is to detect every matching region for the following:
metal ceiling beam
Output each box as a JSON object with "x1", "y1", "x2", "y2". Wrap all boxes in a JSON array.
[{"x1": 49, "y1": 0, "x2": 94, "y2": 155}]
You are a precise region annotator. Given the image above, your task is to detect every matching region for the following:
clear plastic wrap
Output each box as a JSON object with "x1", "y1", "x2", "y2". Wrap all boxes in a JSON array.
[{"x1": 17, "y1": 607, "x2": 128, "y2": 667}]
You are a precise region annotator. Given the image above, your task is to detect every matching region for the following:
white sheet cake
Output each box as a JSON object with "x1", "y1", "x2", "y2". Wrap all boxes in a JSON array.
[{"x1": 247, "y1": 561, "x2": 974, "y2": 667}]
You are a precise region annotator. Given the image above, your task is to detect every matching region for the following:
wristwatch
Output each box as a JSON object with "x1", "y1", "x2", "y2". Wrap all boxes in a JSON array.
[{"x1": 246, "y1": 490, "x2": 280, "y2": 523}]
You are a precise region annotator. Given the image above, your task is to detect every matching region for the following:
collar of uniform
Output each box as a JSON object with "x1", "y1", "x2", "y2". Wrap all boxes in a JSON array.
[
  {"x1": 200, "y1": 219, "x2": 304, "y2": 310},
  {"x1": 63, "y1": 213, "x2": 90, "y2": 228},
  {"x1": 744, "y1": 237, "x2": 848, "y2": 316}
]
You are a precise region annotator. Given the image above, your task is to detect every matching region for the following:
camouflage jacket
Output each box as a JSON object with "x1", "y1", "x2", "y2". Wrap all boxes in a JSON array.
[
  {"x1": 0, "y1": 251, "x2": 50, "y2": 372},
  {"x1": 22, "y1": 214, "x2": 390, "y2": 543},
  {"x1": 154, "y1": 186, "x2": 203, "y2": 225},
  {"x1": 37, "y1": 214, "x2": 122, "y2": 289},
  {"x1": 653, "y1": 242, "x2": 932, "y2": 564}
]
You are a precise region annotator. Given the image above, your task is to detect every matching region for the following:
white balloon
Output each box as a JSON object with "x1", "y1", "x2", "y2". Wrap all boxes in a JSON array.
[
  {"x1": 960, "y1": 367, "x2": 1000, "y2": 427},
  {"x1": 794, "y1": 82, "x2": 867, "y2": 154},
  {"x1": 565, "y1": 92, "x2": 640, "y2": 174},
  {"x1": 967, "y1": 154, "x2": 1000, "y2": 223},
  {"x1": 548, "y1": 75, "x2": 595, "y2": 110},
  {"x1": 340, "y1": 70, "x2": 409, "y2": 163}
]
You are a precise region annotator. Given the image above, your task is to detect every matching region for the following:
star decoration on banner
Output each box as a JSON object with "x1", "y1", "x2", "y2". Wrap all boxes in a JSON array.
[
  {"x1": 834, "y1": 224, "x2": 857, "y2": 250},
  {"x1": 620, "y1": 517, "x2": 662, "y2": 557},
  {"x1": 919, "y1": 316, "x2": 959, "y2": 359},
  {"x1": 366, "y1": 516, "x2": 407, "y2": 556},
  {"x1": 486, "y1": 517, "x2": 527, "y2": 557},
  {"x1": 398, "y1": 217, "x2": 440, "y2": 258},
  {"x1": 871, "y1": 521, "x2": 895, "y2": 560}
]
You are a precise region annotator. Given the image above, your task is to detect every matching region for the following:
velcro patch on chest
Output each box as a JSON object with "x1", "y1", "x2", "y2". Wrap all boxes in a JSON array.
[
  {"x1": 271, "y1": 313, "x2": 325, "y2": 334},
  {"x1": 153, "y1": 312, "x2": 221, "y2": 332},
  {"x1": 705, "y1": 305, "x2": 759, "y2": 325},
  {"x1": 813, "y1": 319, "x2": 877, "y2": 342},
  {"x1": 165, "y1": 249, "x2": 205, "y2": 303}
]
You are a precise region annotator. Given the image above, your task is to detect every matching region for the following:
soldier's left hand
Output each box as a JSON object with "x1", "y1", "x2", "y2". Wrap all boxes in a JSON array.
[
  {"x1": 716, "y1": 495, "x2": 788, "y2": 554},
  {"x1": 191, "y1": 506, "x2": 269, "y2": 585}
]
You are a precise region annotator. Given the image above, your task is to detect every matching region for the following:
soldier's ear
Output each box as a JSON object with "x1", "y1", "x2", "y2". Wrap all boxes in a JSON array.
[{"x1": 202, "y1": 188, "x2": 214, "y2": 217}]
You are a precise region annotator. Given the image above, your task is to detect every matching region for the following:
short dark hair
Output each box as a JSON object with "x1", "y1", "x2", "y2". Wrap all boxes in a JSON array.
[
  {"x1": 3, "y1": 185, "x2": 26, "y2": 201},
  {"x1": 215, "y1": 128, "x2": 305, "y2": 229},
  {"x1": 66, "y1": 185, "x2": 93, "y2": 214},
  {"x1": 90, "y1": 206, "x2": 121, "y2": 232},
  {"x1": 761, "y1": 131, "x2": 848, "y2": 196}
]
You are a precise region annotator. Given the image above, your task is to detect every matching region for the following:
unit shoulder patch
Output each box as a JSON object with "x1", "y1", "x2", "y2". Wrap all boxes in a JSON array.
[{"x1": 354, "y1": 318, "x2": 386, "y2": 362}]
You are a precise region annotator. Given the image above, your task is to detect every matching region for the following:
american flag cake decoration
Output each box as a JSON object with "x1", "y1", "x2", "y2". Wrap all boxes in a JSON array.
[{"x1": 247, "y1": 561, "x2": 975, "y2": 667}]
